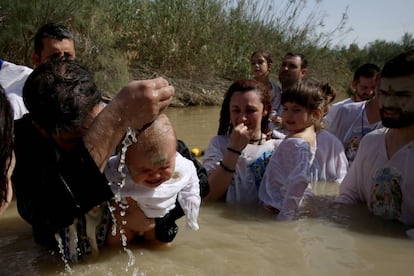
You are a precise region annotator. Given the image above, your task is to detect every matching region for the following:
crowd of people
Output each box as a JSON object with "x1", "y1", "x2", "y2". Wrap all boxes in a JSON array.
[{"x1": 1, "y1": 22, "x2": 413, "y2": 264}]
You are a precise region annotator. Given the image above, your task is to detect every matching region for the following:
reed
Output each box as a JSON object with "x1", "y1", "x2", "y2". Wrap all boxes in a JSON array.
[{"x1": 1, "y1": 0, "x2": 411, "y2": 105}]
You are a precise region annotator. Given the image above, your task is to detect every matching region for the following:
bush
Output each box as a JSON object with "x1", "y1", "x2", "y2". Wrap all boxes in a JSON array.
[{"x1": 2, "y1": 0, "x2": 411, "y2": 104}]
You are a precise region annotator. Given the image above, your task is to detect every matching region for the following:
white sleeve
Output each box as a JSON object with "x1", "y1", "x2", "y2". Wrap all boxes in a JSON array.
[
  {"x1": 6, "y1": 93, "x2": 28, "y2": 120},
  {"x1": 278, "y1": 140, "x2": 313, "y2": 220},
  {"x1": 177, "y1": 159, "x2": 201, "y2": 230},
  {"x1": 259, "y1": 139, "x2": 313, "y2": 220},
  {"x1": 335, "y1": 138, "x2": 368, "y2": 204},
  {"x1": 202, "y1": 136, "x2": 226, "y2": 173},
  {"x1": 328, "y1": 105, "x2": 347, "y2": 140},
  {"x1": 329, "y1": 135, "x2": 349, "y2": 184},
  {"x1": 324, "y1": 104, "x2": 340, "y2": 130}
]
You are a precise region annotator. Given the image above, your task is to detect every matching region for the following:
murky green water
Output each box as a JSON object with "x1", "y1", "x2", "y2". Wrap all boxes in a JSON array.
[{"x1": 1, "y1": 106, "x2": 413, "y2": 275}]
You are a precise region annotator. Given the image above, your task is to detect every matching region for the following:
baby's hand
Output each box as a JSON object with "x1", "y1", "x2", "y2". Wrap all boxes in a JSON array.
[{"x1": 185, "y1": 197, "x2": 200, "y2": 231}]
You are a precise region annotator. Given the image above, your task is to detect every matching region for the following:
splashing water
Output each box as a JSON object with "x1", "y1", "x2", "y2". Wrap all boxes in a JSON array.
[
  {"x1": 54, "y1": 233, "x2": 74, "y2": 274},
  {"x1": 53, "y1": 127, "x2": 139, "y2": 273},
  {"x1": 108, "y1": 127, "x2": 138, "y2": 272}
]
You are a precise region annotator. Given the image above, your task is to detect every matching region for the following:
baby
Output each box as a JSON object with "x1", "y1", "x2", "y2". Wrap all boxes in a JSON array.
[{"x1": 105, "y1": 114, "x2": 201, "y2": 244}]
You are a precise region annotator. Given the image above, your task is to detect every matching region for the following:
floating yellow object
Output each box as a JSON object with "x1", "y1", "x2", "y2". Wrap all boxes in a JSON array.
[{"x1": 191, "y1": 148, "x2": 203, "y2": 157}]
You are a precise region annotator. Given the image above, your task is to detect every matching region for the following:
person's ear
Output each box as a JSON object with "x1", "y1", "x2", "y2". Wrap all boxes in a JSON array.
[
  {"x1": 375, "y1": 73, "x2": 381, "y2": 85},
  {"x1": 351, "y1": 80, "x2": 357, "y2": 90},
  {"x1": 32, "y1": 52, "x2": 40, "y2": 66},
  {"x1": 301, "y1": 68, "x2": 308, "y2": 77},
  {"x1": 312, "y1": 107, "x2": 323, "y2": 121}
]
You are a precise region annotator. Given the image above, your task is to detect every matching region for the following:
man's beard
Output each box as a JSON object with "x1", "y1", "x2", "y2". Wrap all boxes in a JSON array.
[
  {"x1": 380, "y1": 108, "x2": 414, "y2": 128},
  {"x1": 359, "y1": 93, "x2": 373, "y2": 101}
]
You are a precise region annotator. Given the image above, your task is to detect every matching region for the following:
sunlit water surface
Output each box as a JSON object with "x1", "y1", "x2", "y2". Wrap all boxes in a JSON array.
[{"x1": 1, "y1": 106, "x2": 413, "y2": 275}]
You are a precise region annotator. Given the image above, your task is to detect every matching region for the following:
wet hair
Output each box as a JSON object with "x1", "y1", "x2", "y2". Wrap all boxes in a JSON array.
[
  {"x1": 251, "y1": 51, "x2": 273, "y2": 65},
  {"x1": 281, "y1": 81, "x2": 325, "y2": 130},
  {"x1": 353, "y1": 63, "x2": 380, "y2": 82},
  {"x1": 0, "y1": 85, "x2": 14, "y2": 207},
  {"x1": 284, "y1": 52, "x2": 308, "y2": 69},
  {"x1": 23, "y1": 57, "x2": 101, "y2": 135},
  {"x1": 131, "y1": 114, "x2": 177, "y2": 156},
  {"x1": 381, "y1": 49, "x2": 414, "y2": 78},
  {"x1": 217, "y1": 79, "x2": 271, "y2": 135},
  {"x1": 34, "y1": 22, "x2": 74, "y2": 56}
]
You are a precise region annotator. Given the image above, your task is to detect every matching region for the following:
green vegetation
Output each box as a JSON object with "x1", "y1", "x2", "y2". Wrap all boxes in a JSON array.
[{"x1": 1, "y1": 0, "x2": 413, "y2": 105}]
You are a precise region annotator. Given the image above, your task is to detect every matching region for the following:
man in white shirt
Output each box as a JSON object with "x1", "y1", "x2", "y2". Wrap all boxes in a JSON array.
[
  {"x1": 324, "y1": 63, "x2": 380, "y2": 129},
  {"x1": 336, "y1": 50, "x2": 414, "y2": 225},
  {"x1": 326, "y1": 64, "x2": 382, "y2": 163}
]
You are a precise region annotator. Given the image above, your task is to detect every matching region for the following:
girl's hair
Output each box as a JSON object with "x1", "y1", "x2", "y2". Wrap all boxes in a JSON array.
[
  {"x1": 217, "y1": 79, "x2": 271, "y2": 135},
  {"x1": 281, "y1": 81, "x2": 325, "y2": 131},
  {"x1": 320, "y1": 82, "x2": 336, "y2": 104},
  {"x1": 0, "y1": 85, "x2": 14, "y2": 207},
  {"x1": 250, "y1": 51, "x2": 273, "y2": 65}
]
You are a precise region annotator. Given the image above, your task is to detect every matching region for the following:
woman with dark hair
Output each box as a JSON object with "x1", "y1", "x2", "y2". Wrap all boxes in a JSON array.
[
  {"x1": 0, "y1": 84, "x2": 15, "y2": 215},
  {"x1": 203, "y1": 79, "x2": 279, "y2": 203}
]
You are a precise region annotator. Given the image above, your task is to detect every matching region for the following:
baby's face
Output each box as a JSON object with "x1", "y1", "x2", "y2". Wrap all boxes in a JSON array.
[{"x1": 126, "y1": 142, "x2": 176, "y2": 188}]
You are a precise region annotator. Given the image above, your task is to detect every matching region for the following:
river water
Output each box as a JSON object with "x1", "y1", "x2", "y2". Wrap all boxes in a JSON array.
[{"x1": 0, "y1": 106, "x2": 413, "y2": 275}]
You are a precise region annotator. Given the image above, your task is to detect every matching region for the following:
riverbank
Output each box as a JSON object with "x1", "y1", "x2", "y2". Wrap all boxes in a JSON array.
[
  {"x1": 130, "y1": 67, "x2": 232, "y2": 107},
  {"x1": 168, "y1": 76, "x2": 232, "y2": 107}
]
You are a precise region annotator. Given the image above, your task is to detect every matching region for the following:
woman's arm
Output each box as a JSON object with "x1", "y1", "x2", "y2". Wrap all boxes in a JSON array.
[{"x1": 205, "y1": 124, "x2": 250, "y2": 201}]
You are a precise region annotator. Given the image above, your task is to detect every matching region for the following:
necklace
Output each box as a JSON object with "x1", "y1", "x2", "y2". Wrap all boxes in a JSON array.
[
  {"x1": 361, "y1": 104, "x2": 366, "y2": 136},
  {"x1": 250, "y1": 133, "x2": 263, "y2": 145},
  {"x1": 361, "y1": 102, "x2": 381, "y2": 136}
]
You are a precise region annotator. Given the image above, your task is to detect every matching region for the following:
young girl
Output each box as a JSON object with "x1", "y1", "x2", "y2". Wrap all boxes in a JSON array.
[
  {"x1": 250, "y1": 51, "x2": 283, "y2": 130},
  {"x1": 203, "y1": 79, "x2": 279, "y2": 203},
  {"x1": 259, "y1": 82, "x2": 324, "y2": 220}
]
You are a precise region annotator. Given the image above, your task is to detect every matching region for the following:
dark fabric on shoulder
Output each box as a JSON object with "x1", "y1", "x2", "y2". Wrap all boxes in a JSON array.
[
  {"x1": 177, "y1": 139, "x2": 209, "y2": 199},
  {"x1": 12, "y1": 114, "x2": 113, "y2": 247}
]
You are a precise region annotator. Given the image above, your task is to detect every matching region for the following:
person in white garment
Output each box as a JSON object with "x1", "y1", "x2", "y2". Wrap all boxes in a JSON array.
[
  {"x1": 105, "y1": 114, "x2": 201, "y2": 245},
  {"x1": 272, "y1": 81, "x2": 349, "y2": 184},
  {"x1": 0, "y1": 59, "x2": 32, "y2": 119},
  {"x1": 328, "y1": 95, "x2": 383, "y2": 164},
  {"x1": 326, "y1": 65, "x2": 382, "y2": 164},
  {"x1": 336, "y1": 50, "x2": 414, "y2": 226},
  {"x1": 259, "y1": 81, "x2": 324, "y2": 220},
  {"x1": 314, "y1": 129, "x2": 348, "y2": 184},
  {"x1": 324, "y1": 63, "x2": 380, "y2": 130},
  {"x1": 250, "y1": 50, "x2": 282, "y2": 131},
  {"x1": 203, "y1": 79, "x2": 279, "y2": 203},
  {"x1": 316, "y1": 82, "x2": 349, "y2": 184}
]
